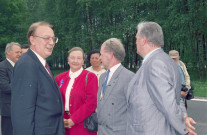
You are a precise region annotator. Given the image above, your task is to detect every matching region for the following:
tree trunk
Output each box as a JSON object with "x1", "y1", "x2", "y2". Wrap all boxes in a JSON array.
[{"x1": 86, "y1": 3, "x2": 94, "y2": 50}]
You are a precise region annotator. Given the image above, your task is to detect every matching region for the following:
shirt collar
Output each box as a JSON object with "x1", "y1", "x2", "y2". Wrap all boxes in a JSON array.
[
  {"x1": 108, "y1": 63, "x2": 121, "y2": 75},
  {"x1": 6, "y1": 58, "x2": 15, "y2": 67},
  {"x1": 69, "y1": 67, "x2": 83, "y2": 78},
  {"x1": 142, "y1": 48, "x2": 160, "y2": 64},
  {"x1": 31, "y1": 49, "x2": 46, "y2": 67}
]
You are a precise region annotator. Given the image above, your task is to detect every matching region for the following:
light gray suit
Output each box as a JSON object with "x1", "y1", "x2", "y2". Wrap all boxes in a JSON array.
[
  {"x1": 97, "y1": 65, "x2": 134, "y2": 135},
  {"x1": 126, "y1": 49, "x2": 188, "y2": 135}
]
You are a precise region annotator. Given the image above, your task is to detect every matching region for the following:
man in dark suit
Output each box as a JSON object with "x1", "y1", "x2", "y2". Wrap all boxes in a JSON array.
[
  {"x1": 0, "y1": 42, "x2": 22, "y2": 135},
  {"x1": 11, "y1": 21, "x2": 65, "y2": 135},
  {"x1": 97, "y1": 38, "x2": 134, "y2": 135}
]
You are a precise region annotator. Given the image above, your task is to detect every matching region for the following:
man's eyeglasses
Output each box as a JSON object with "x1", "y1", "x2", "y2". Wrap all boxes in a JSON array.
[{"x1": 33, "y1": 35, "x2": 58, "y2": 43}]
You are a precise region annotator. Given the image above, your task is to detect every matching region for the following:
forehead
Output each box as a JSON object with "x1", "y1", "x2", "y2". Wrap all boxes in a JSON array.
[
  {"x1": 35, "y1": 25, "x2": 54, "y2": 36},
  {"x1": 12, "y1": 45, "x2": 21, "y2": 50}
]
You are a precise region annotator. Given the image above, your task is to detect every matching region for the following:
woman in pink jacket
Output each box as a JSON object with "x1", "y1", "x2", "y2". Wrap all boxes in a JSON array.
[{"x1": 55, "y1": 47, "x2": 98, "y2": 135}]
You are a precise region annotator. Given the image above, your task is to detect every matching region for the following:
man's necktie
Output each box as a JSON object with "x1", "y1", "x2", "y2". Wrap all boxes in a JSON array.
[
  {"x1": 45, "y1": 62, "x2": 53, "y2": 80},
  {"x1": 102, "y1": 70, "x2": 110, "y2": 94}
]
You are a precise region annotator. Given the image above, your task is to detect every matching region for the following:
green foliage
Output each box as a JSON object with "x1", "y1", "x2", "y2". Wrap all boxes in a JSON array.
[
  {"x1": 1, "y1": 0, "x2": 206, "y2": 79},
  {"x1": 0, "y1": 0, "x2": 28, "y2": 60}
]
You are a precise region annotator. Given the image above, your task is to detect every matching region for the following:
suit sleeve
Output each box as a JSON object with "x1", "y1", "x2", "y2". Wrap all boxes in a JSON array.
[
  {"x1": 146, "y1": 60, "x2": 187, "y2": 134},
  {"x1": 179, "y1": 61, "x2": 191, "y2": 89},
  {"x1": 11, "y1": 62, "x2": 38, "y2": 135},
  {"x1": 0, "y1": 65, "x2": 11, "y2": 94},
  {"x1": 71, "y1": 73, "x2": 98, "y2": 124}
]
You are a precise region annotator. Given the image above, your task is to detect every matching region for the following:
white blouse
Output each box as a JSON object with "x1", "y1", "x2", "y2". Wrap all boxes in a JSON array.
[{"x1": 65, "y1": 67, "x2": 83, "y2": 111}]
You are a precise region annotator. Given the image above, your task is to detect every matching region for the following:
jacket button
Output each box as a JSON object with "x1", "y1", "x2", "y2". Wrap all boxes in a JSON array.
[{"x1": 70, "y1": 104, "x2": 72, "y2": 106}]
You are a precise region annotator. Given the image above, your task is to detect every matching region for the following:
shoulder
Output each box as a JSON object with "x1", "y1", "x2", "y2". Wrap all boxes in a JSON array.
[
  {"x1": 83, "y1": 69, "x2": 96, "y2": 77},
  {"x1": 121, "y1": 65, "x2": 135, "y2": 76},
  {"x1": 179, "y1": 60, "x2": 186, "y2": 67},
  {"x1": 0, "y1": 60, "x2": 7, "y2": 67},
  {"x1": 86, "y1": 66, "x2": 93, "y2": 71},
  {"x1": 56, "y1": 71, "x2": 69, "y2": 80}
]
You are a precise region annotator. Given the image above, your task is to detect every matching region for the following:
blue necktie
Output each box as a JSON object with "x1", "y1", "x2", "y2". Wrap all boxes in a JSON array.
[{"x1": 102, "y1": 70, "x2": 110, "y2": 94}]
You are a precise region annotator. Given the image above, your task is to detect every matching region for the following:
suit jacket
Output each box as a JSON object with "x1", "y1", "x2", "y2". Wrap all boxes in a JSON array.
[
  {"x1": 11, "y1": 49, "x2": 65, "y2": 135},
  {"x1": 55, "y1": 69, "x2": 98, "y2": 135},
  {"x1": 126, "y1": 49, "x2": 188, "y2": 135},
  {"x1": 0, "y1": 59, "x2": 13, "y2": 116},
  {"x1": 97, "y1": 65, "x2": 134, "y2": 135}
]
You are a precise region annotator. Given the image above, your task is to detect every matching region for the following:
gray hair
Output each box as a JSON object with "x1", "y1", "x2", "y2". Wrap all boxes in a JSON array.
[
  {"x1": 137, "y1": 21, "x2": 164, "y2": 47},
  {"x1": 102, "y1": 38, "x2": 125, "y2": 62},
  {"x1": 5, "y1": 42, "x2": 21, "y2": 55}
]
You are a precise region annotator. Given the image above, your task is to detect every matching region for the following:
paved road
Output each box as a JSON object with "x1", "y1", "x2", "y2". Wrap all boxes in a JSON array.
[{"x1": 187, "y1": 98, "x2": 207, "y2": 135}]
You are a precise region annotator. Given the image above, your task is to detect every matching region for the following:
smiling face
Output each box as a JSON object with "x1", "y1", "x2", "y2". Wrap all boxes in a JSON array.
[
  {"x1": 7, "y1": 44, "x2": 22, "y2": 63},
  {"x1": 30, "y1": 25, "x2": 55, "y2": 59},
  {"x1": 90, "y1": 53, "x2": 101, "y2": 68},
  {"x1": 68, "y1": 50, "x2": 84, "y2": 72}
]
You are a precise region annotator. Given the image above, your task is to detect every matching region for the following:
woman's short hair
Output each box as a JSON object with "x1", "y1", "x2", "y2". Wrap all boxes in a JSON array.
[
  {"x1": 87, "y1": 49, "x2": 100, "y2": 62},
  {"x1": 67, "y1": 47, "x2": 85, "y2": 59}
]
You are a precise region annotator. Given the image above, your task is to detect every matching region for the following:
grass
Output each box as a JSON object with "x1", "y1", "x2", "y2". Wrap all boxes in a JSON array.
[
  {"x1": 192, "y1": 80, "x2": 207, "y2": 97},
  {"x1": 52, "y1": 68, "x2": 207, "y2": 97}
]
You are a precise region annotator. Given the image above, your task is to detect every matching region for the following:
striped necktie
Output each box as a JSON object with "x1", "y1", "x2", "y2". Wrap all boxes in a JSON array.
[{"x1": 45, "y1": 62, "x2": 53, "y2": 80}]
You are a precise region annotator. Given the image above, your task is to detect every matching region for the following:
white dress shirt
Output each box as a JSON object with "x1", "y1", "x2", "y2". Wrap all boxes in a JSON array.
[
  {"x1": 6, "y1": 58, "x2": 15, "y2": 67},
  {"x1": 65, "y1": 67, "x2": 83, "y2": 111},
  {"x1": 100, "y1": 63, "x2": 121, "y2": 98}
]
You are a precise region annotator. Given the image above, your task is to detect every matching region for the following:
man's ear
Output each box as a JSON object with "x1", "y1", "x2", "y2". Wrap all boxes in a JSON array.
[
  {"x1": 30, "y1": 36, "x2": 34, "y2": 45},
  {"x1": 6, "y1": 50, "x2": 11, "y2": 56},
  {"x1": 142, "y1": 36, "x2": 148, "y2": 46}
]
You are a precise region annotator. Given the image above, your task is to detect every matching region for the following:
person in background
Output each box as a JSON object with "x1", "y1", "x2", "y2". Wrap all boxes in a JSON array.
[
  {"x1": 97, "y1": 38, "x2": 134, "y2": 135},
  {"x1": 126, "y1": 21, "x2": 197, "y2": 135},
  {"x1": 0, "y1": 42, "x2": 21, "y2": 135},
  {"x1": 21, "y1": 44, "x2": 30, "y2": 55},
  {"x1": 55, "y1": 47, "x2": 98, "y2": 135},
  {"x1": 169, "y1": 50, "x2": 191, "y2": 109},
  {"x1": 11, "y1": 21, "x2": 65, "y2": 135},
  {"x1": 86, "y1": 49, "x2": 106, "y2": 81}
]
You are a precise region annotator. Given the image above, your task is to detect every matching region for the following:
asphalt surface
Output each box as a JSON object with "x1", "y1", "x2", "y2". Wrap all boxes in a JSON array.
[{"x1": 187, "y1": 97, "x2": 207, "y2": 135}]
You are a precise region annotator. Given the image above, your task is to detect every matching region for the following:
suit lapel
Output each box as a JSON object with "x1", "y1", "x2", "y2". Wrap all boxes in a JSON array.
[
  {"x1": 98, "y1": 65, "x2": 123, "y2": 112},
  {"x1": 27, "y1": 49, "x2": 62, "y2": 100}
]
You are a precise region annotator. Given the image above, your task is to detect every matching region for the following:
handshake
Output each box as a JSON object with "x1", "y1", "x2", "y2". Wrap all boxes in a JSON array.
[{"x1": 181, "y1": 84, "x2": 194, "y2": 100}]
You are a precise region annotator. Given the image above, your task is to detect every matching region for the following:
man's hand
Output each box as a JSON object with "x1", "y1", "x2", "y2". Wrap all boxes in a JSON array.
[
  {"x1": 64, "y1": 118, "x2": 75, "y2": 128},
  {"x1": 181, "y1": 91, "x2": 188, "y2": 98},
  {"x1": 184, "y1": 115, "x2": 197, "y2": 135}
]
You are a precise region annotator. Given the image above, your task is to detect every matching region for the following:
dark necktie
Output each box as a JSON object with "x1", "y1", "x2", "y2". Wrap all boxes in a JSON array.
[
  {"x1": 102, "y1": 70, "x2": 110, "y2": 94},
  {"x1": 45, "y1": 62, "x2": 53, "y2": 80}
]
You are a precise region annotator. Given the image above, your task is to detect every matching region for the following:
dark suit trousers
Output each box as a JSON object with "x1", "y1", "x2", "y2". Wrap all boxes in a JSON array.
[{"x1": 1, "y1": 116, "x2": 12, "y2": 135}]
